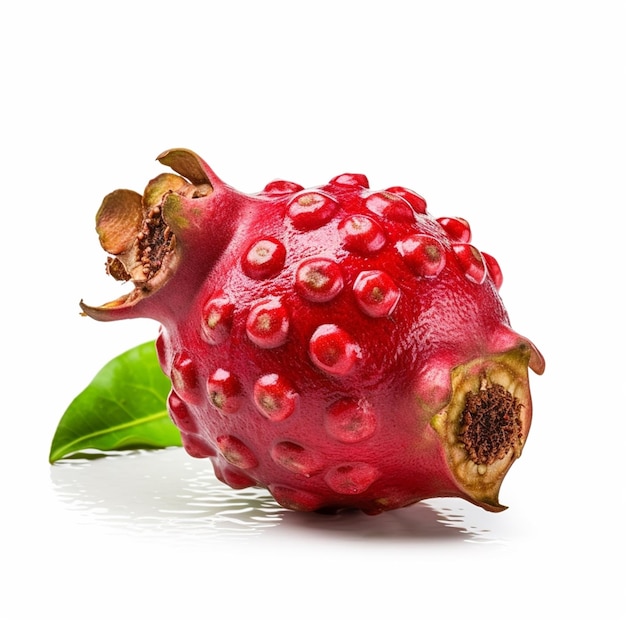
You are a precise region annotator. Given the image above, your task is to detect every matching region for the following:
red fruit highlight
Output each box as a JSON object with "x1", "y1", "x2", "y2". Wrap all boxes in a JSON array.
[
  {"x1": 295, "y1": 257, "x2": 344, "y2": 303},
  {"x1": 453, "y1": 243, "x2": 488, "y2": 285},
  {"x1": 365, "y1": 191, "x2": 415, "y2": 223},
  {"x1": 288, "y1": 191, "x2": 339, "y2": 230},
  {"x1": 396, "y1": 234, "x2": 446, "y2": 278},
  {"x1": 242, "y1": 238, "x2": 286, "y2": 280},
  {"x1": 437, "y1": 216, "x2": 472, "y2": 242},
  {"x1": 202, "y1": 292, "x2": 234, "y2": 345},
  {"x1": 325, "y1": 398, "x2": 377, "y2": 443},
  {"x1": 245, "y1": 297, "x2": 290, "y2": 349},
  {"x1": 207, "y1": 368, "x2": 242, "y2": 414},
  {"x1": 352, "y1": 270, "x2": 401, "y2": 318},
  {"x1": 253, "y1": 373, "x2": 299, "y2": 422},
  {"x1": 338, "y1": 214, "x2": 387, "y2": 256},
  {"x1": 81, "y1": 148, "x2": 545, "y2": 514}
]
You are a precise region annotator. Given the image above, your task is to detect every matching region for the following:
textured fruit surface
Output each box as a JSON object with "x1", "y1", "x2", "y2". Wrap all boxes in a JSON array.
[{"x1": 81, "y1": 149, "x2": 545, "y2": 514}]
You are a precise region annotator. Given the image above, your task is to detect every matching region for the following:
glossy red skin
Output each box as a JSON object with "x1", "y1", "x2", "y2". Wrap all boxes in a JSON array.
[{"x1": 84, "y1": 152, "x2": 543, "y2": 513}]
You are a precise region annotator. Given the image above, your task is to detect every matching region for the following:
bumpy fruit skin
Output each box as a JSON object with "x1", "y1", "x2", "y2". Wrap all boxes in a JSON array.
[{"x1": 81, "y1": 149, "x2": 545, "y2": 514}]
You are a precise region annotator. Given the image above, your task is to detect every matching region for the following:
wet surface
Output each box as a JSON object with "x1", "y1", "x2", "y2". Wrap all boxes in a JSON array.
[{"x1": 51, "y1": 448, "x2": 510, "y2": 545}]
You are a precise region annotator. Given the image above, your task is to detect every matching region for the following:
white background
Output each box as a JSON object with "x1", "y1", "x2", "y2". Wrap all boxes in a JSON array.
[{"x1": 2, "y1": 1, "x2": 624, "y2": 624}]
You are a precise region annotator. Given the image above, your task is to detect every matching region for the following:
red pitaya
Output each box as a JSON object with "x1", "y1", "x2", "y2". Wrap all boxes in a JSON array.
[{"x1": 81, "y1": 148, "x2": 544, "y2": 514}]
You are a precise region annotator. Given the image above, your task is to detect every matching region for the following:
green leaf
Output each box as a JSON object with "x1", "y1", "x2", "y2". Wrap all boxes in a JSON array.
[{"x1": 49, "y1": 341, "x2": 181, "y2": 463}]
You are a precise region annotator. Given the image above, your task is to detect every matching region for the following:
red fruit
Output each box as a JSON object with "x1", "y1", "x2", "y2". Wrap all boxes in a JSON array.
[
  {"x1": 207, "y1": 368, "x2": 242, "y2": 414},
  {"x1": 245, "y1": 296, "x2": 290, "y2": 348},
  {"x1": 295, "y1": 257, "x2": 344, "y2": 303},
  {"x1": 396, "y1": 234, "x2": 446, "y2": 278},
  {"x1": 308, "y1": 324, "x2": 361, "y2": 376},
  {"x1": 81, "y1": 148, "x2": 545, "y2": 514},
  {"x1": 352, "y1": 270, "x2": 401, "y2": 318},
  {"x1": 201, "y1": 292, "x2": 234, "y2": 345},
  {"x1": 338, "y1": 214, "x2": 387, "y2": 256},
  {"x1": 437, "y1": 216, "x2": 472, "y2": 242},
  {"x1": 241, "y1": 238, "x2": 286, "y2": 280},
  {"x1": 253, "y1": 373, "x2": 299, "y2": 422}
]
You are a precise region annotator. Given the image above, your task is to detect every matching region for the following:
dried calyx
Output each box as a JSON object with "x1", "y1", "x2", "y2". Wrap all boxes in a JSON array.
[
  {"x1": 431, "y1": 346, "x2": 535, "y2": 511},
  {"x1": 97, "y1": 173, "x2": 211, "y2": 292}
]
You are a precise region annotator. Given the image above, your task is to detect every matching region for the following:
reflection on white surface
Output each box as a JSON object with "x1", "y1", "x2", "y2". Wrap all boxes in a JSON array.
[
  {"x1": 51, "y1": 448, "x2": 284, "y2": 541},
  {"x1": 50, "y1": 448, "x2": 510, "y2": 544}
]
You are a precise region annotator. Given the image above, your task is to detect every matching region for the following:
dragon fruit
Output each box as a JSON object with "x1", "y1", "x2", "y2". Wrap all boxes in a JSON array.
[{"x1": 80, "y1": 148, "x2": 544, "y2": 514}]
